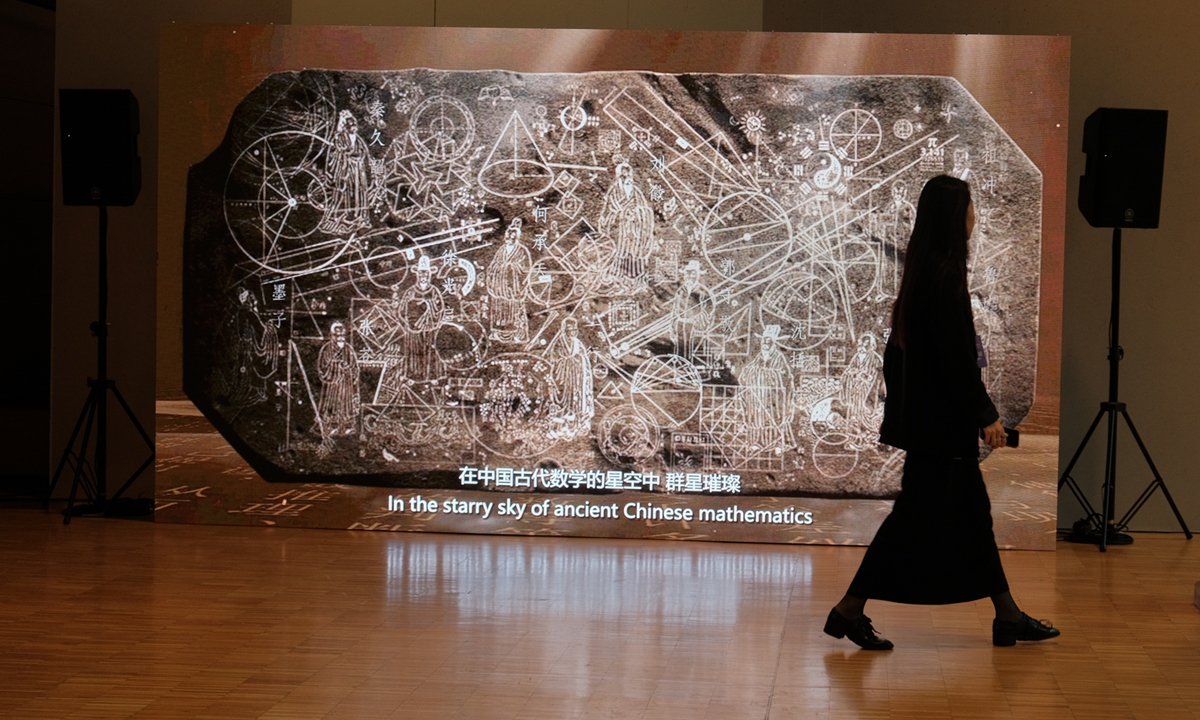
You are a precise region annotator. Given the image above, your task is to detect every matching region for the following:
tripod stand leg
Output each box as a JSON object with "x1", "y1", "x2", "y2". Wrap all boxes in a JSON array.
[
  {"x1": 64, "y1": 395, "x2": 100, "y2": 526},
  {"x1": 109, "y1": 383, "x2": 153, "y2": 449},
  {"x1": 1058, "y1": 407, "x2": 1106, "y2": 526},
  {"x1": 1099, "y1": 405, "x2": 1121, "y2": 552},
  {"x1": 107, "y1": 383, "x2": 157, "y2": 502},
  {"x1": 1058, "y1": 408, "x2": 1106, "y2": 488},
  {"x1": 45, "y1": 389, "x2": 97, "y2": 508},
  {"x1": 1118, "y1": 410, "x2": 1193, "y2": 539}
]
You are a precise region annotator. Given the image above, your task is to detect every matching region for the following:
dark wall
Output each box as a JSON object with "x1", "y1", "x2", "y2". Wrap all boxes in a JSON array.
[{"x1": 0, "y1": 0, "x2": 54, "y2": 487}]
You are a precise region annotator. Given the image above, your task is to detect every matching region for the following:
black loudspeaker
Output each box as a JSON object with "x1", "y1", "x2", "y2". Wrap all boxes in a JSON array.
[
  {"x1": 60, "y1": 89, "x2": 141, "y2": 207},
  {"x1": 1079, "y1": 108, "x2": 1167, "y2": 229}
]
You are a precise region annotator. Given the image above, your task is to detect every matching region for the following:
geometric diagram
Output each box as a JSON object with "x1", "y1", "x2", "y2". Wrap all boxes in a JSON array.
[
  {"x1": 183, "y1": 68, "x2": 1042, "y2": 499},
  {"x1": 558, "y1": 90, "x2": 589, "y2": 156},
  {"x1": 702, "y1": 192, "x2": 796, "y2": 285},
  {"x1": 478, "y1": 111, "x2": 554, "y2": 198},
  {"x1": 469, "y1": 352, "x2": 559, "y2": 459},
  {"x1": 410, "y1": 96, "x2": 475, "y2": 163},
  {"x1": 830, "y1": 109, "x2": 883, "y2": 162},
  {"x1": 599, "y1": 405, "x2": 660, "y2": 465},
  {"x1": 630, "y1": 354, "x2": 703, "y2": 428},
  {"x1": 224, "y1": 131, "x2": 334, "y2": 275}
]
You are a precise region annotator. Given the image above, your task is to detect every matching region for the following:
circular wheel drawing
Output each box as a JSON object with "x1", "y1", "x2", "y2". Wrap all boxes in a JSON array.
[
  {"x1": 467, "y1": 352, "x2": 559, "y2": 459},
  {"x1": 702, "y1": 192, "x2": 795, "y2": 286},
  {"x1": 435, "y1": 321, "x2": 485, "y2": 372},
  {"x1": 361, "y1": 245, "x2": 407, "y2": 289},
  {"x1": 559, "y1": 104, "x2": 588, "y2": 132},
  {"x1": 569, "y1": 234, "x2": 619, "y2": 294},
  {"x1": 812, "y1": 433, "x2": 860, "y2": 479},
  {"x1": 630, "y1": 354, "x2": 703, "y2": 429},
  {"x1": 599, "y1": 405, "x2": 660, "y2": 465},
  {"x1": 224, "y1": 131, "x2": 351, "y2": 276},
  {"x1": 830, "y1": 109, "x2": 883, "y2": 162},
  {"x1": 760, "y1": 269, "x2": 840, "y2": 351},
  {"x1": 410, "y1": 96, "x2": 476, "y2": 163}
]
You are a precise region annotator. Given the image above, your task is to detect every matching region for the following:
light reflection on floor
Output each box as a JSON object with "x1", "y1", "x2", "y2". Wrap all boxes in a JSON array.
[{"x1": 384, "y1": 536, "x2": 813, "y2": 617}]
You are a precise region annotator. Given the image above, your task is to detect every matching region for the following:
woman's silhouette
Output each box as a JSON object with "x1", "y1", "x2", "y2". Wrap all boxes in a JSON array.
[{"x1": 824, "y1": 175, "x2": 1059, "y2": 650}]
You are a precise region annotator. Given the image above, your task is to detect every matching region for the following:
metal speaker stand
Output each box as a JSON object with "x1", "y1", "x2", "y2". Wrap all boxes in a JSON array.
[
  {"x1": 45, "y1": 206, "x2": 155, "y2": 524},
  {"x1": 1058, "y1": 227, "x2": 1192, "y2": 551}
]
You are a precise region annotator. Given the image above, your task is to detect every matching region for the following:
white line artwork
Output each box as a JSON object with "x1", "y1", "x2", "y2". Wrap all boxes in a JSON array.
[{"x1": 183, "y1": 69, "x2": 1042, "y2": 497}]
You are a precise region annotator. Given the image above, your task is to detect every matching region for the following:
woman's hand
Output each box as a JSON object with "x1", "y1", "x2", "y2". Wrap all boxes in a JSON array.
[{"x1": 982, "y1": 420, "x2": 1006, "y2": 449}]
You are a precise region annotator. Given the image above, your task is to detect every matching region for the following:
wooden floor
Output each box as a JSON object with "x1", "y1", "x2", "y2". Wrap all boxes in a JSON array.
[{"x1": 2, "y1": 505, "x2": 1199, "y2": 720}]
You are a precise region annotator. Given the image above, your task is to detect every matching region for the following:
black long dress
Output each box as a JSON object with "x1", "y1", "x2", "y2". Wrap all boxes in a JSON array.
[{"x1": 847, "y1": 271, "x2": 1009, "y2": 605}]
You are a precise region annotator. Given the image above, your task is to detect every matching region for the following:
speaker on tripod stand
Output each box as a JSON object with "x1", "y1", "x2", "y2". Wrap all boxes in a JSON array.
[
  {"x1": 1059, "y1": 107, "x2": 1192, "y2": 550},
  {"x1": 45, "y1": 89, "x2": 155, "y2": 523}
]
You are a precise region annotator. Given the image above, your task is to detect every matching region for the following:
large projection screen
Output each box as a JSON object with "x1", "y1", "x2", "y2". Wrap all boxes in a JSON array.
[{"x1": 157, "y1": 26, "x2": 1068, "y2": 549}]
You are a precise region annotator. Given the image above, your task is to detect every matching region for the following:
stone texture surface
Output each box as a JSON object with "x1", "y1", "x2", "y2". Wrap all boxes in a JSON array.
[{"x1": 183, "y1": 69, "x2": 1042, "y2": 497}]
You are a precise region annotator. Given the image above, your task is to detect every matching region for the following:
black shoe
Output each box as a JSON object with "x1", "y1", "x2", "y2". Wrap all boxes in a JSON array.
[
  {"x1": 992, "y1": 613, "x2": 1060, "y2": 647},
  {"x1": 824, "y1": 608, "x2": 894, "y2": 650}
]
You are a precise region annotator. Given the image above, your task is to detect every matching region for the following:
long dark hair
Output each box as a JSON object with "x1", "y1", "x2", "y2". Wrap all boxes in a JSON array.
[{"x1": 890, "y1": 175, "x2": 972, "y2": 346}]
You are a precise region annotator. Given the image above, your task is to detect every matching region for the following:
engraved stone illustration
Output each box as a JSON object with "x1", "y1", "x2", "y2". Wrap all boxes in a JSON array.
[{"x1": 183, "y1": 69, "x2": 1042, "y2": 497}]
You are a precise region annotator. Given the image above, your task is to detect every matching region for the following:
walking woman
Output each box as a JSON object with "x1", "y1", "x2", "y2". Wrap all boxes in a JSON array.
[{"x1": 824, "y1": 175, "x2": 1060, "y2": 650}]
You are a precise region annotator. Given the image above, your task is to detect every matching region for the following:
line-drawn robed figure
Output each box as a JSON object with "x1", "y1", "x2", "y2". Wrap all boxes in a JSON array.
[
  {"x1": 548, "y1": 317, "x2": 595, "y2": 440},
  {"x1": 486, "y1": 218, "x2": 534, "y2": 343},
  {"x1": 316, "y1": 321, "x2": 361, "y2": 435},
  {"x1": 739, "y1": 324, "x2": 795, "y2": 452},
  {"x1": 220, "y1": 286, "x2": 279, "y2": 407},
  {"x1": 599, "y1": 163, "x2": 655, "y2": 279},
  {"x1": 319, "y1": 109, "x2": 372, "y2": 235}
]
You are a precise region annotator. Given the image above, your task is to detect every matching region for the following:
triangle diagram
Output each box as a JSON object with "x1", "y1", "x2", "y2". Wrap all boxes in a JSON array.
[
  {"x1": 478, "y1": 111, "x2": 555, "y2": 199},
  {"x1": 597, "y1": 380, "x2": 625, "y2": 401}
]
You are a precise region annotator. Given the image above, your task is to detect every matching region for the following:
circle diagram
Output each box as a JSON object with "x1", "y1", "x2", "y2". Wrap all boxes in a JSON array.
[
  {"x1": 224, "y1": 131, "x2": 343, "y2": 275},
  {"x1": 812, "y1": 433, "x2": 860, "y2": 479},
  {"x1": 830, "y1": 109, "x2": 883, "y2": 162},
  {"x1": 807, "y1": 151, "x2": 843, "y2": 190},
  {"x1": 761, "y1": 269, "x2": 840, "y2": 352},
  {"x1": 702, "y1": 192, "x2": 795, "y2": 286},
  {"x1": 410, "y1": 96, "x2": 476, "y2": 163},
  {"x1": 435, "y1": 321, "x2": 485, "y2": 371},
  {"x1": 559, "y1": 104, "x2": 588, "y2": 132},
  {"x1": 599, "y1": 405, "x2": 660, "y2": 465},
  {"x1": 469, "y1": 352, "x2": 559, "y2": 459}
]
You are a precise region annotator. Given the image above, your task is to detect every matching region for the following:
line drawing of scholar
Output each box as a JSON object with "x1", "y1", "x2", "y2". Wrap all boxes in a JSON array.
[
  {"x1": 184, "y1": 68, "x2": 1043, "y2": 498},
  {"x1": 397, "y1": 254, "x2": 446, "y2": 384},
  {"x1": 671, "y1": 259, "x2": 715, "y2": 361},
  {"x1": 218, "y1": 286, "x2": 279, "y2": 407},
  {"x1": 318, "y1": 109, "x2": 372, "y2": 235},
  {"x1": 486, "y1": 218, "x2": 533, "y2": 343},
  {"x1": 316, "y1": 321, "x2": 361, "y2": 436},
  {"x1": 738, "y1": 324, "x2": 795, "y2": 454},
  {"x1": 547, "y1": 317, "x2": 595, "y2": 440},
  {"x1": 599, "y1": 162, "x2": 656, "y2": 280},
  {"x1": 838, "y1": 331, "x2": 884, "y2": 450}
]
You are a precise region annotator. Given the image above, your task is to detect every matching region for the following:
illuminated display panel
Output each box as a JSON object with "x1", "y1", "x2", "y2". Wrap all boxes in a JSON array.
[{"x1": 158, "y1": 26, "x2": 1068, "y2": 548}]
